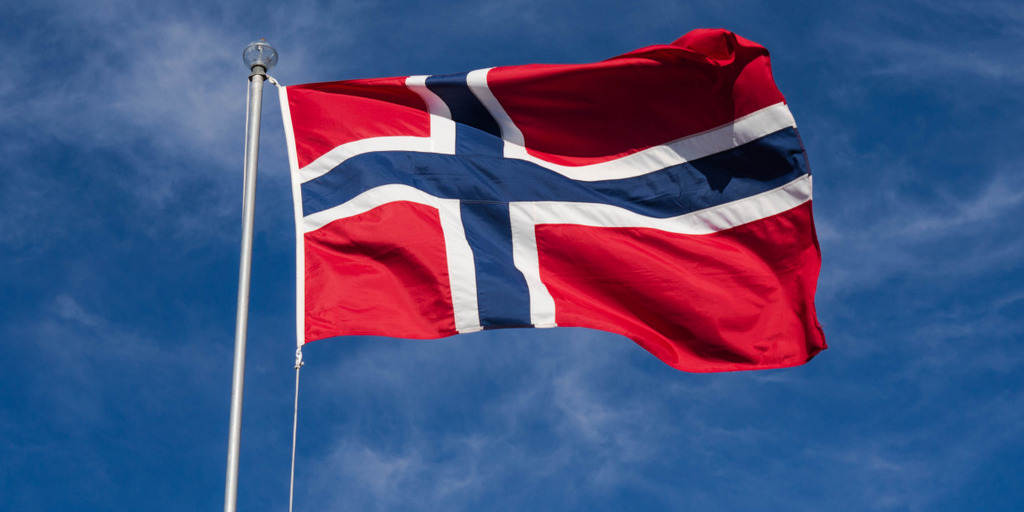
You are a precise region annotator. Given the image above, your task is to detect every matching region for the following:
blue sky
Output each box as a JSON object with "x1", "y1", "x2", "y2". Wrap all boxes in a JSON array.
[{"x1": 2, "y1": 0, "x2": 1023, "y2": 510}]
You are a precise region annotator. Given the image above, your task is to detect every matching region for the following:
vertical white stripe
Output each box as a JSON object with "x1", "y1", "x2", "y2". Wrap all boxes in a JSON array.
[
  {"x1": 278, "y1": 84, "x2": 307, "y2": 349},
  {"x1": 437, "y1": 199, "x2": 482, "y2": 333},
  {"x1": 408, "y1": 75, "x2": 476, "y2": 331},
  {"x1": 406, "y1": 75, "x2": 456, "y2": 155},
  {"x1": 509, "y1": 202, "x2": 557, "y2": 327},
  {"x1": 466, "y1": 68, "x2": 529, "y2": 160}
]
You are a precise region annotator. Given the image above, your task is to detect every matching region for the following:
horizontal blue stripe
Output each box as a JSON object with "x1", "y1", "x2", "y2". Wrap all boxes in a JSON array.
[{"x1": 302, "y1": 127, "x2": 808, "y2": 219}]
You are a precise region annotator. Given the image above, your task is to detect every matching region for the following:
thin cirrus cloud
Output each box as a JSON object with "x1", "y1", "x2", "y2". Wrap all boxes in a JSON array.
[{"x1": 299, "y1": 331, "x2": 681, "y2": 510}]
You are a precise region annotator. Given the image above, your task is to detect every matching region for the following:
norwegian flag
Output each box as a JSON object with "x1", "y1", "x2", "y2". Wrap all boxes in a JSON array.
[{"x1": 279, "y1": 29, "x2": 826, "y2": 372}]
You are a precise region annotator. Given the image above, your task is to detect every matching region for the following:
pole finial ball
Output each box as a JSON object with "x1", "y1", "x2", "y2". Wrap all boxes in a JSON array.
[{"x1": 243, "y1": 39, "x2": 278, "y2": 71}]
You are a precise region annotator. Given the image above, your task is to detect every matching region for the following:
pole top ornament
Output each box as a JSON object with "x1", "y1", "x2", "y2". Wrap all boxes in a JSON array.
[{"x1": 243, "y1": 39, "x2": 277, "y2": 71}]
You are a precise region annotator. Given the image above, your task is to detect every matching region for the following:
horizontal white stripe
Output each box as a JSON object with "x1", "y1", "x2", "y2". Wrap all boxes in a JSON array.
[
  {"x1": 302, "y1": 184, "x2": 481, "y2": 333},
  {"x1": 298, "y1": 136, "x2": 434, "y2": 183},
  {"x1": 295, "y1": 68, "x2": 796, "y2": 185},
  {"x1": 303, "y1": 184, "x2": 439, "y2": 233},
  {"x1": 510, "y1": 175, "x2": 813, "y2": 325},
  {"x1": 468, "y1": 68, "x2": 796, "y2": 180},
  {"x1": 296, "y1": 77, "x2": 457, "y2": 184},
  {"x1": 527, "y1": 173, "x2": 811, "y2": 231},
  {"x1": 500, "y1": 102, "x2": 797, "y2": 181}
]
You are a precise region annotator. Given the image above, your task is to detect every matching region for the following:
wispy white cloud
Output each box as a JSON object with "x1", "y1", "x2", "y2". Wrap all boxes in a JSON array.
[
  {"x1": 0, "y1": 1, "x2": 353, "y2": 256},
  {"x1": 794, "y1": 384, "x2": 1024, "y2": 512},
  {"x1": 818, "y1": 1, "x2": 1024, "y2": 87},
  {"x1": 30, "y1": 294, "x2": 225, "y2": 416},
  {"x1": 297, "y1": 329, "x2": 689, "y2": 509},
  {"x1": 814, "y1": 162, "x2": 1024, "y2": 297},
  {"x1": 0, "y1": 291, "x2": 234, "y2": 509},
  {"x1": 296, "y1": 330, "x2": 879, "y2": 510}
]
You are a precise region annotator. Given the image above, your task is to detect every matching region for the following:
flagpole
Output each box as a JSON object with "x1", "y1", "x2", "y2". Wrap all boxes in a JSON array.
[{"x1": 225, "y1": 39, "x2": 277, "y2": 512}]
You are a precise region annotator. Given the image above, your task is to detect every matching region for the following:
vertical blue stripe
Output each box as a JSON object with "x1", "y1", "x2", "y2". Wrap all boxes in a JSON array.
[
  {"x1": 459, "y1": 201, "x2": 532, "y2": 327},
  {"x1": 428, "y1": 72, "x2": 529, "y2": 326},
  {"x1": 425, "y1": 73, "x2": 503, "y2": 155}
]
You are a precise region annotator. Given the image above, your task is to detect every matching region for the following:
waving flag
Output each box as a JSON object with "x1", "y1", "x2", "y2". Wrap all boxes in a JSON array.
[{"x1": 279, "y1": 29, "x2": 826, "y2": 372}]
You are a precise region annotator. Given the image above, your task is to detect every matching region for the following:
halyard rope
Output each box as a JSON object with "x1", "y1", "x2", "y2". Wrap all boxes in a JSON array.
[{"x1": 288, "y1": 345, "x2": 304, "y2": 512}]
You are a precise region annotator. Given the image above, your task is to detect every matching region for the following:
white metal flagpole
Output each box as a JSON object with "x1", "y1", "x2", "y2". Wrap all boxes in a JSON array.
[{"x1": 225, "y1": 39, "x2": 278, "y2": 512}]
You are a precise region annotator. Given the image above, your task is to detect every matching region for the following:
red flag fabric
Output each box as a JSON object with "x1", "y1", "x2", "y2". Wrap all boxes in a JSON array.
[{"x1": 280, "y1": 29, "x2": 826, "y2": 372}]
